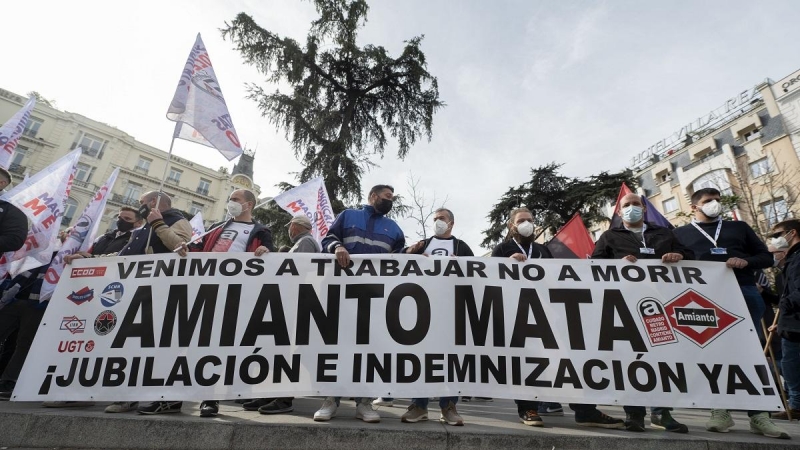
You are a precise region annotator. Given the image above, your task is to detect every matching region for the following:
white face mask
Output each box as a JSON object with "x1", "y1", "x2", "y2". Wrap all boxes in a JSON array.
[
  {"x1": 700, "y1": 200, "x2": 722, "y2": 218},
  {"x1": 621, "y1": 205, "x2": 644, "y2": 223},
  {"x1": 771, "y1": 236, "x2": 789, "y2": 250},
  {"x1": 516, "y1": 221, "x2": 534, "y2": 237},
  {"x1": 227, "y1": 200, "x2": 244, "y2": 217},
  {"x1": 433, "y1": 219, "x2": 449, "y2": 236}
]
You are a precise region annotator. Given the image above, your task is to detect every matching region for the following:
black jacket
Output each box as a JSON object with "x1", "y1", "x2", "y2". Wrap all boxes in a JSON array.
[
  {"x1": 0, "y1": 199, "x2": 27, "y2": 253},
  {"x1": 778, "y1": 243, "x2": 800, "y2": 339},
  {"x1": 674, "y1": 220, "x2": 772, "y2": 285},
  {"x1": 405, "y1": 236, "x2": 474, "y2": 257},
  {"x1": 492, "y1": 240, "x2": 552, "y2": 259},
  {"x1": 91, "y1": 230, "x2": 133, "y2": 255},
  {"x1": 592, "y1": 222, "x2": 693, "y2": 260},
  {"x1": 118, "y1": 209, "x2": 188, "y2": 255}
]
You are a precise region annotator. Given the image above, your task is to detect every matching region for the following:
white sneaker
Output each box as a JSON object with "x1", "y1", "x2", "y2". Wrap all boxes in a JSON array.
[
  {"x1": 314, "y1": 397, "x2": 338, "y2": 421},
  {"x1": 372, "y1": 397, "x2": 394, "y2": 407},
  {"x1": 356, "y1": 401, "x2": 381, "y2": 423},
  {"x1": 105, "y1": 401, "x2": 139, "y2": 413}
]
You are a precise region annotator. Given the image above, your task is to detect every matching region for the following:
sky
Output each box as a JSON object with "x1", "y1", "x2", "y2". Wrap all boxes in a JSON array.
[{"x1": 4, "y1": 0, "x2": 800, "y2": 252}]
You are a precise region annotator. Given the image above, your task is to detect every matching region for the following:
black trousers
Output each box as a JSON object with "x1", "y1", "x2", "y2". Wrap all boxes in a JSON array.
[{"x1": 0, "y1": 300, "x2": 45, "y2": 382}]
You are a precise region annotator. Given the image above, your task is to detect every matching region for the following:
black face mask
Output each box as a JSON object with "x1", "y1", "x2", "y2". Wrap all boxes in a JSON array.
[
  {"x1": 375, "y1": 198, "x2": 393, "y2": 215},
  {"x1": 117, "y1": 218, "x2": 135, "y2": 232}
]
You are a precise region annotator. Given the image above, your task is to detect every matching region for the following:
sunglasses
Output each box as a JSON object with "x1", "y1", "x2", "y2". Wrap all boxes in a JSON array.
[{"x1": 769, "y1": 230, "x2": 791, "y2": 239}]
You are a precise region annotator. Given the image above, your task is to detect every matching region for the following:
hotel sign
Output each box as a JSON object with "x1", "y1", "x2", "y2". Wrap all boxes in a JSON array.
[{"x1": 630, "y1": 85, "x2": 761, "y2": 168}]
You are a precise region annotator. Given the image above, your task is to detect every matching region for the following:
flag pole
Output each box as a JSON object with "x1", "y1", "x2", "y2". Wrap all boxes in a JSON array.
[{"x1": 145, "y1": 123, "x2": 180, "y2": 252}]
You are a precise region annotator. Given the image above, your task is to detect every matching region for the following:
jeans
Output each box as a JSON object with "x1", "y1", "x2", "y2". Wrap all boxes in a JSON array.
[
  {"x1": 739, "y1": 284, "x2": 768, "y2": 417},
  {"x1": 782, "y1": 339, "x2": 800, "y2": 410},
  {"x1": 0, "y1": 300, "x2": 45, "y2": 382},
  {"x1": 413, "y1": 397, "x2": 458, "y2": 409}
]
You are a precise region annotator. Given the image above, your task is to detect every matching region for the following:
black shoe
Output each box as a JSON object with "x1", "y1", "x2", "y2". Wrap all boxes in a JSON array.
[
  {"x1": 473, "y1": 397, "x2": 493, "y2": 402},
  {"x1": 575, "y1": 409, "x2": 625, "y2": 429},
  {"x1": 258, "y1": 398, "x2": 294, "y2": 415},
  {"x1": 235, "y1": 398, "x2": 251, "y2": 404},
  {"x1": 625, "y1": 413, "x2": 646, "y2": 432},
  {"x1": 243, "y1": 398, "x2": 275, "y2": 411},
  {"x1": 200, "y1": 401, "x2": 219, "y2": 417},
  {"x1": 461, "y1": 396, "x2": 472, "y2": 402},
  {"x1": 519, "y1": 410, "x2": 544, "y2": 427},
  {"x1": 651, "y1": 411, "x2": 688, "y2": 433},
  {"x1": 137, "y1": 401, "x2": 183, "y2": 415},
  {"x1": 0, "y1": 380, "x2": 14, "y2": 401}
]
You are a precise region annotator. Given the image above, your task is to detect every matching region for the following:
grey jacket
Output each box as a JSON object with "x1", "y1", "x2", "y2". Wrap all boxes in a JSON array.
[{"x1": 290, "y1": 232, "x2": 321, "y2": 253}]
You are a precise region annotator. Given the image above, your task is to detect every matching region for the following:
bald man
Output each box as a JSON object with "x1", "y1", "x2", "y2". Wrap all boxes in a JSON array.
[{"x1": 573, "y1": 193, "x2": 692, "y2": 433}]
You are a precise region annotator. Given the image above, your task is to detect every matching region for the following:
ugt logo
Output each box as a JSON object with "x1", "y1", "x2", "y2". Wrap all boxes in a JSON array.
[{"x1": 663, "y1": 289, "x2": 743, "y2": 348}]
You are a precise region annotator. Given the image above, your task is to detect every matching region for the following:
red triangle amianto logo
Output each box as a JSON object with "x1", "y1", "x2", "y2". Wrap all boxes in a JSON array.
[{"x1": 663, "y1": 289, "x2": 743, "y2": 348}]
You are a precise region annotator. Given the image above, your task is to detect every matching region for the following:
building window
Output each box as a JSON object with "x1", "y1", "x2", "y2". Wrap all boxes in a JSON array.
[
  {"x1": 762, "y1": 198, "x2": 790, "y2": 228},
  {"x1": 123, "y1": 182, "x2": 142, "y2": 203},
  {"x1": 197, "y1": 178, "x2": 211, "y2": 196},
  {"x1": 167, "y1": 168, "x2": 182, "y2": 185},
  {"x1": 135, "y1": 157, "x2": 152, "y2": 174},
  {"x1": 749, "y1": 158, "x2": 771, "y2": 178},
  {"x1": 22, "y1": 117, "x2": 43, "y2": 138},
  {"x1": 657, "y1": 172, "x2": 672, "y2": 183},
  {"x1": 743, "y1": 128, "x2": 762, "y2": 142},
  {"x1": 72, "y1": 131, "x2": 106, "y2": 159},
  {"x1": 662, "y1": 197, "x2": 678, "y2": 214},
  {"x1": 63, "y1": 198, "x2": 79, "y2": 226},
  {"x1": 10, "y1": 145, "x2": 27, "y2": 167},
  {"x1": 189, "y1": 202, "x2": 204, "y2": 216},
  {"x1": 692, "y1": 170, "x2": 732, "y2": 195},
  {"x1": 75, "y1": 163, "x2": 95, "y2": 183}
]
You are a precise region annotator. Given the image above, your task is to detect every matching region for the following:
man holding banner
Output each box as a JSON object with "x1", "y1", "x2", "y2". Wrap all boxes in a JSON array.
[
  {"x1": 177, "y1": 189, "x2": 273, "y2": 417},
  {"x1": 400, "y1": 207, "x2": 471, "y2": 426},
  {"x1": 490, "y1": 207, "x2": 573, "y2": 428},
  {"x1": 581, "y1": 192, "x2": 691, "y2": 433},
  {"x1": 674, "y1": 187, "x2": 789, "y2": 439},
  {"x1": 314, "y1": 184, "x2": 405, "y2": 423},
  {"x1": 85, "y1": 208, "x2": 143, "y2": 256}
]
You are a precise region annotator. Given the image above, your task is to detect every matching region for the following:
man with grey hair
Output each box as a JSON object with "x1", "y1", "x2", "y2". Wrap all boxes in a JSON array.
[{"x1": 399, "y1": 207, "x2": 473, "y2": 426}]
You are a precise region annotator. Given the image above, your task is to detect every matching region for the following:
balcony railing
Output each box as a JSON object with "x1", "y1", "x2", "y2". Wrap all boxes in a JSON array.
[
  {"x1": 196, "y1": 188, "x2": 209, "y2": 196},
  {"x1": 166, "y1": 177, "x2": 181, "y2": 186},
  {"x1": 682, "y1": 149, "x2": 724, "y2": 171},
  {"x1": 111, "y1": 193, "x2": 140, "y2": 207},
  {"x1": 8, "y1": 163, "x2": 25, "y2": 175},
  {"x1": 134, "y1": 166, "x2": 149, "y2": 175}
]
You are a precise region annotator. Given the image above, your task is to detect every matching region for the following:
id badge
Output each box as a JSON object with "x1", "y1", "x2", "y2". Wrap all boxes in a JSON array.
[
  {"x1": 710, "y1": 247, "x2": 728, "y2": 255},
  {"x1": 639, "y1": 247, "x2": 655, "y2": 255}
]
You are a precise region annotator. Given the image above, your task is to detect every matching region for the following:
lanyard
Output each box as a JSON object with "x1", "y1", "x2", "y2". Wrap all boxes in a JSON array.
[
  {"x1": 691, "y1": 219, "x2": 723, "y2": 247},
  {"x1": 513, "y1": 238, "x2": 536, "y2": 259},
  {"x1": 626, "y1": 223, "x2": 648, "y2": 248}
]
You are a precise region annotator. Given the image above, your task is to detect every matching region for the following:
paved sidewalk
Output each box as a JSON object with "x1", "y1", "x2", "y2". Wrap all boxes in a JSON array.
[{"x1": 1, "y1": 398, "x2": 799, "y2": 449}]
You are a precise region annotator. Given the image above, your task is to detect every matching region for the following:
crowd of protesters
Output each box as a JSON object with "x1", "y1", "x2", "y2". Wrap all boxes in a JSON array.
[{"x1": 0, "y1": 175, "x2": 797, "y2": 440}]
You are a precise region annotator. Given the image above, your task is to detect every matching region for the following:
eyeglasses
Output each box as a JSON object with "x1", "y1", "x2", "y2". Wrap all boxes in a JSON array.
[{"x1": 769, "y1": 230, "x2": 791, "y2": 239}]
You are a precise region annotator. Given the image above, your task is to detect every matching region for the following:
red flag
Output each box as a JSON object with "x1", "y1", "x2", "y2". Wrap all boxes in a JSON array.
[{"x1": 546, "y1": 213, "x2": 596, "y2": 259}]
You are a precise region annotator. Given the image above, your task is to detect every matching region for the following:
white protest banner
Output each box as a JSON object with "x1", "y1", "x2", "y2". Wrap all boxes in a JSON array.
[
  {"x1": 0, "y1": 149, "x2": 81, "y2": 277},
  {"x1": 166, "y1": 33, "x2": 242, "y2": 161},
  {"x1": 40, "y1": 168, "x2": 120, "y2": 302},
  {"x1": 13, "y1": 256, "x2": 782, "y2": 411},
  {"x1": 189, "y1": 212, "x2": 205, "y2": 241},
  {"x1": 273, "y1": 177, "x2": 335, "y2": 243},
  {"x1": 0, "y1": 96, "x2": 36, "y2": 169}
]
